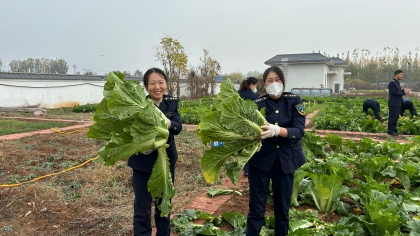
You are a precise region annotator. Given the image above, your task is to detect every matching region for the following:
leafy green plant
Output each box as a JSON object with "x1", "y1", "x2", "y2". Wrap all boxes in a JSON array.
[
  {"x1": 22, "y1": 174, "x2": 37, "y2": 181},
  {"x1": 306, "y1": 174, "x2": 345, "y2": 213},
  {"x1": 291, "y1": 170, "x2": 309, "y2": 206},
  {"x1": 171, "y1": 210, "x2": 222, "y2": 235},
  {"x1": 87, "y1": 72, "x2": 174, "y2": 216},
  {"x1": 394, "y1": 161, "x2": 420, "y2": 192},
  {"x1": 0, "y1": 226, "x2": 13, "y2": 232},
  {"x1": 196, "y1": 79, "x2": 265, "y2": 184},
  {"x1": 72, "y1": 103, "x2": 98, "y2": 113},
  {"x1": 324, "y1": 134, "x2": 343, "y2": 152},
  {"x1": 221, "y1": 212, "x2": 247, "y2": 230},
  {"x1": 207, "y1": 188, "x2": 242, "y2": 198},
  {"x1": 0, "y1": 119, "x2": 73, "y2": 135},
  {"x1": 359, "y1": 190, "x2": 405, "y2": 236},
  {"x1": 7, "y1": 174, "x2": 20, "y2": 184},
  {"x1": 355, "y1": 154, "x2": 394, "y2": 182}
]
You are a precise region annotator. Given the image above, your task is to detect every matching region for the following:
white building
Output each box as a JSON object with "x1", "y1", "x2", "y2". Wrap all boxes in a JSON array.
[
  {"x1": 264, "y1": 53, "x2": 349, "y2": 94},
  {"x1": 0, "y1": 72, "x2": 235, "y2": 108}
]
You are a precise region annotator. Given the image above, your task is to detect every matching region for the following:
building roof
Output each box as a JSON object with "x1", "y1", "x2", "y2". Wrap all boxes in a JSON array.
[
  {"x1": 0, "y1": 72, "x2": 143, "y2": 81},
  {"x1": 329, "y1": 57, "x2": 348, "y2": 66},
  {"x1": 264, "y1": 53, "x2": 348, "y2": 66}
]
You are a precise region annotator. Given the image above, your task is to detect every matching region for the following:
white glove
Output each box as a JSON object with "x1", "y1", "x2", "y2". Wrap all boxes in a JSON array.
[
  {"x1": 166, "y1": 118, "x2": 171, "y2": 129},
  {"x1": 142, "y1": 149, "x2": 152, "y2": 155},
  {"x1": 260, "y1": 124, "x2": 280, "y2": 139}
]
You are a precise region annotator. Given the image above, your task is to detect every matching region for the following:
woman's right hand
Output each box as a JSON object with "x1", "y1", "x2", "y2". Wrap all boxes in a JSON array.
[
  {"x1": 142, "y1": 150, "x2": 152, "y2": 155},
  {"x1": 260, "y1": 123, "x2": 280, "y2": 139}
]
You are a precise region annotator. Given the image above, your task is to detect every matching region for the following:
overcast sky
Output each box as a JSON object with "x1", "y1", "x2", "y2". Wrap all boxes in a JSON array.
[{"x1": 1, "y1": 0, "x2": 419, "y2": 75}]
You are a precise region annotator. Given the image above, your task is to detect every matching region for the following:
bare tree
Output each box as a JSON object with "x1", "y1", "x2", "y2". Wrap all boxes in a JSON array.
[
  {"x1": 154, "y1": 37, "x2": 188, "y2": 97},
  {"x1": 187, "y1": 66, "x2": 206, "y2": 98},
  {"x1": 199, "y1": 49, "x2": 221, "y2": 96}
]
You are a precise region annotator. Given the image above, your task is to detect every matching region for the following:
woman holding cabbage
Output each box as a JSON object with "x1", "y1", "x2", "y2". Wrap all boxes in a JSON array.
[
  {"x1": 246, "y1": 66, "x2": 306, "y2": 236},
  {"x1": 127, "y1": 68, "x2": 182, "y2": 236}
]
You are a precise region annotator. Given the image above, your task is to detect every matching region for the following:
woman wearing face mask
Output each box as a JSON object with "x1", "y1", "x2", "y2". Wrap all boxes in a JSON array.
[
  {"x1": 127, "y1": 68, "x2": 182, "y2": 236},
  {"x1": 238, "y1": 77, "x2": 259, "y2": 101},
  {"x1": 246, "y1": 66, "x2": 306, "y2": 236}
]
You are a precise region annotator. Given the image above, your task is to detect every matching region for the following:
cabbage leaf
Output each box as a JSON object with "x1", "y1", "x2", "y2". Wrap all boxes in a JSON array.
[
  {"x1": 87, "y1": 72, "x2": 174, "y2": 216},
  {"x1": 196, "y1": 79, "x2": 265, "y2": 184}
]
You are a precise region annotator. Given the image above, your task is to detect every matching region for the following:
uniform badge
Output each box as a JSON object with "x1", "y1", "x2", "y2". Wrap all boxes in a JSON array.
[
  {"x1": 295, "y1": 104, "x2": 305, "y2": 116},
  {"x1": 166, "y1": 112, "x2": 174, "y2": 117}
]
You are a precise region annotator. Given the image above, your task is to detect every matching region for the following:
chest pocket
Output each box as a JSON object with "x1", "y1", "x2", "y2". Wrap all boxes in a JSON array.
[{"x1": 166, "y1": 112, "x2": 174, "y2": 117}]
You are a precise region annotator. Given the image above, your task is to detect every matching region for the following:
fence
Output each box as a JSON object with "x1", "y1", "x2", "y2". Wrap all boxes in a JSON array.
[{"x1": 291, "y1": 88, "x2": 333, "y2": 97}]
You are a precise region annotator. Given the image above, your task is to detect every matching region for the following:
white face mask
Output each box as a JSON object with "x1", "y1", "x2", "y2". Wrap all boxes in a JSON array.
[
  {"x1": 252, "y1": 87, "x2": 257, "y2": 93},
  {"x1": 266, "y1": 82, "x2": 283, "y2": 97}
]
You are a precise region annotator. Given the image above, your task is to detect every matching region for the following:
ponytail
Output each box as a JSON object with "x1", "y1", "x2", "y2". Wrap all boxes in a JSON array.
[{"x1": 239, "y1": 77, "x2": 258, "y2": 90}]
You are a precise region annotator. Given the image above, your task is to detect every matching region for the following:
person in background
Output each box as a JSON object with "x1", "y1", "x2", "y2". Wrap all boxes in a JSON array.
[
  {"x1": 127, "y1": 68, "x2": 182, "y2": 236},
  {"x1": 238, "y1": 77, "x2": 259, "y2": 176},
  {"x1": 400, "y1": 98, "x2": 418, "y2": 117},
  {"x1": 238, "y1": 77, "x2": 259, "y2": 101},
  {"x1": 362, "y1": 98, "x2": 381, "y2": 121},
  {"x1": 388, "y1": 70, "x2": 410, "y2": 136},
  {"x1": 246, "y1": 66, "x2": 305, "y2": 236}
]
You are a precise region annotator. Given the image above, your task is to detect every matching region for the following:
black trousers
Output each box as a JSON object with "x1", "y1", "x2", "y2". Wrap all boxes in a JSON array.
[
  {"x1": 132, "y1": 167, "x2": 174, "y2": 236},
  {"x1": 246, "y1": 157, "x2": 294, "y2": 236},
  {"x1": 388, "y1": 106, "x2": 401, "y2": 134}
]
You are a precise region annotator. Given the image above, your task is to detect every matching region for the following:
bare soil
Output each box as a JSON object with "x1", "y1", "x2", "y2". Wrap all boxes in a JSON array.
[{"x1": 0, "y1": 127, "x2": 212, "y2": 236}]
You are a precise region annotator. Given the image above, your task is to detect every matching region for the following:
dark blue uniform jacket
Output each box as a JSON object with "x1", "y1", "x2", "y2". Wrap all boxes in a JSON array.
[
  {"x1": 127, "y1": 95, "x2": 182, "y2": 173},
  {"x1": 388, "y1": 79, "x2": 405, "y2": 107},
  {"x1": 363, "y1": 99, "x2": 381, "y2": 120},
  {"x1": 238, "y1": 89, "x2": 259, "y2": 101},
  {"x1": 401, "y1": 98, "x2": 418, "y2": 116},
  {"x1": 248, "y1": 93, "x2": 306, "y2": 174}
]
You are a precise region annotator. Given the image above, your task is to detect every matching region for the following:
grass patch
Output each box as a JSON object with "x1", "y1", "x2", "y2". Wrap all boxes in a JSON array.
[{"x1": 0, "y1": 118, "x2": 74, "y2": 135}]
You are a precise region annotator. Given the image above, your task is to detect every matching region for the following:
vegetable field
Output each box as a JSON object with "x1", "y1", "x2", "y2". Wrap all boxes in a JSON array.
[{"x1": 2, "y1": 94, "x2": 420, "y2": 235}]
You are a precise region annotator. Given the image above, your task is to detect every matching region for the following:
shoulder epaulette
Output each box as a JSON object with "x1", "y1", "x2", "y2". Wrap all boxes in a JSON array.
[
  {"x1": 283, "y1": 92, "x2": 300, "y2": 99},
  {"x1": 164, "y1": 97, "x2": 180, "y2": 102},
  {"x1": 254, "y1": 96, "x2": 268, "y2": 103}
]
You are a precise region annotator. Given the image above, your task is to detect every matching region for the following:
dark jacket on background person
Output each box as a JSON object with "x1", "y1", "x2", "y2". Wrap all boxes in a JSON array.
[
  {"x1": 388, "y1": 79, "x2": 406, "y2": 135},
  {"x1": 238, "y1": 88, "x2": 259, "y2": 176},
  {"x1": 238, "y1": 89, "x2": 259, "y2": 101},
  {"x1": 362, "y1": 99, "x2": 381, "y2": 121},
  {"x1": 401, "y1": 98, "x2": 418, "y2": 117},
  {"x1": 388, "y1": 79, "x2": 405, "y2": 107}
]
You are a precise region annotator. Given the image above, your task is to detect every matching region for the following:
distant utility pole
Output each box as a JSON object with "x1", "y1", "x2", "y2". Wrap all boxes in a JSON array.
[
  {"x1": 408, "y1": 62, "x2": 411, "y2": 87},
  {"x1": 100, "y1": 55, "x2": 104, "y2": 74},
  {"x1": 69, "y1": 65, "x2": 77, "y2": 74}
]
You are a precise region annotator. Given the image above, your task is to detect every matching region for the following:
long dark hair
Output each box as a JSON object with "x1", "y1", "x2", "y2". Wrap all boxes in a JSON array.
[
  {"x1": 263, "y1": 66, "x2": 286, "y2": 90},
  {"x1": 239, "y1": 77, "x2": 258, "y2": 90},
  {"x1": 143, "y1": 68, "x2": 167, "y2": 88}
]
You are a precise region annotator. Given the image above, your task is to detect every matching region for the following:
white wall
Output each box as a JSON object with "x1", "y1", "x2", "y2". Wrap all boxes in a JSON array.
[
  {"x1": 0, "y1": 79, "x2": 236, "y2": 108},
  {"x1": 269, "y1": 63, "x2": 346, "y2": 92},
  {"x1": 279, "y1": 63, "x2": 325, "y2": 91},
  {"x1": 326, "y1": 66, "x2": 345, "y2": 93}
]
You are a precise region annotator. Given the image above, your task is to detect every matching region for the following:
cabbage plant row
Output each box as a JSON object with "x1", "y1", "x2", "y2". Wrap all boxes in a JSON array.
[
  {"x1": 171, "y1": 133, "x2": 420, "y2": 235},
  {"x1": 311, "y1": 96, "x2": 420, "y2": 135}
]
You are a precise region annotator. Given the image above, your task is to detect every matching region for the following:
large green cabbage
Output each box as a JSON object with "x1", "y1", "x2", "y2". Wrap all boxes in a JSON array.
[
  {"x1": 87, "y1": 72, "x2": 174, "y2": 216},
  {"x1": 196, "y1": 79, "x2": 266, "y2": 184}
]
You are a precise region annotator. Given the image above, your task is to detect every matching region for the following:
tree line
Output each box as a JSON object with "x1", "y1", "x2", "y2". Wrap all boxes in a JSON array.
[
  {"x1": 341, "y1": 47, "x2": 420, "y2": 90},
  {"x1": 6, "y1": 58, "x2": 69, "y2": 74}
]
